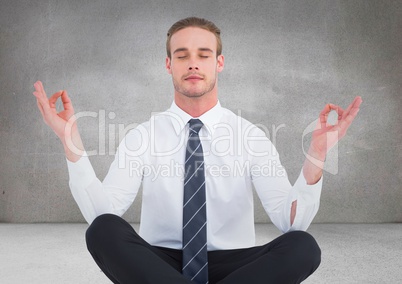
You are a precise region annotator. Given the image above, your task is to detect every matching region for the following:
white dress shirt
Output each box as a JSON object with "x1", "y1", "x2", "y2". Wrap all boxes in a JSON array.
[{"x1": 67, "y1": 101, "x2": 322, "y2": 251}]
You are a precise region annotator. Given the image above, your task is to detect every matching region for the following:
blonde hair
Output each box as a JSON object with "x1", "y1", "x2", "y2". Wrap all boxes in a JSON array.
[{"x1": 166, "y1": 17, "x2": 222, "y2": 58}]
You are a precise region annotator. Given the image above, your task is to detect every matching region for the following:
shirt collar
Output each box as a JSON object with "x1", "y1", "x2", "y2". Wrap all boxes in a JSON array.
[{"x1": 168, "y1": 100, "x2": 223, "y2": 136}]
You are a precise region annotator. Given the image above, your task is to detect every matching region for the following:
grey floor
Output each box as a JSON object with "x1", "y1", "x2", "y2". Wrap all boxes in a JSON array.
[{"x1": 1, "y1": 223, "x2": 401, "y2": 283}]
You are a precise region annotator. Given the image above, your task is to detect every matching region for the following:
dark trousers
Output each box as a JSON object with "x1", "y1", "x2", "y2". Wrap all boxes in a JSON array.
[{"x1": 86, "y1": 214, "x2": 321, "y2": 284}]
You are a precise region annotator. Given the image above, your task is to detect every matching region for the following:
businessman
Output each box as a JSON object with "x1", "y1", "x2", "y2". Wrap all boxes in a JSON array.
[{"x1": 33, "y1": 17, "x2": 362, "y2": 284}]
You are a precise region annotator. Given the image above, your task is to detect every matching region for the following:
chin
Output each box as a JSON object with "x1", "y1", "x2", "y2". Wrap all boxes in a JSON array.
[
  {"x1": 183, "y1": 92, "x2": 207, "y2": 98},
  {"x1": 178, "y1": 87, "x2": 209, "y2": 98}
]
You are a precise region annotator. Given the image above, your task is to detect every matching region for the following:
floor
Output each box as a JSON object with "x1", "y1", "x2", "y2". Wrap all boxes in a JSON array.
[{"x1": 0, "y1": 223, "x2": 401, "y2": 283}]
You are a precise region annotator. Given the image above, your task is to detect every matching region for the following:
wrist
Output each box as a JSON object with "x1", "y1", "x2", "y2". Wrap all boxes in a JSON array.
[
  {"x1": 303, "y1": 147, "x2": 325, "y2": 185},
  {"x1": 61, "y1": 123, "x2": 84, "y2": 162},
  {"x1": 307, "y1": 146, "x2": 326, "y2": 162}
]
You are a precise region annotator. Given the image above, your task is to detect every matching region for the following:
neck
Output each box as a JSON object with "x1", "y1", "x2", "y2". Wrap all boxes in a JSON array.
[{"x1": 174, "y1": 90, "x2": 218, "y2": 117}]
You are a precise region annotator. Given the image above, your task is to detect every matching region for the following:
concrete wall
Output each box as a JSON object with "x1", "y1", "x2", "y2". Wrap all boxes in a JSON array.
[{"x1": 1, "y1": 0, "x2": 401, "y2": 223}]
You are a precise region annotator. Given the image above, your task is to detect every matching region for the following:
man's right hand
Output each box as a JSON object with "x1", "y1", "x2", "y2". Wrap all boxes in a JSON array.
[
  {"x1": 33, "y1": 81, "x2": 75, "y2": 139},
  {"x1": 33, "y1": 80, "x2": 84, "y2": 162}
]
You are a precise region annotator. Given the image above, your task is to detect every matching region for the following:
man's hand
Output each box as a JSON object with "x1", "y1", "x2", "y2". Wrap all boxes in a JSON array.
[
  {"x1": 303, "y1": 96, "x2": 363, "y2": 184},
  {"x1": 311, "y1": 96, "x2": 363, "y2": 159},
  {"x1": 33, "y1": 81, "x2": 75, "y2": 139},
  {"x1": 290, "y1": 96, "x2": 362, "y2": 225},
  {"x1": 33, "y1": 81, "x2": 84, "y2": 162}
]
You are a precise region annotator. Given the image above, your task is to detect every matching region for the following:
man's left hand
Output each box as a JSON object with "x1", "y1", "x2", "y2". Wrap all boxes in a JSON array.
[{"x1": 309, "y1": 96, "x2": 363, "y2": 160}]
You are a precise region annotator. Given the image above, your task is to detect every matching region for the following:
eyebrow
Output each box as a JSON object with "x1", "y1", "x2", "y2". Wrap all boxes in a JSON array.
[{"x1": 173, "y1": 47, "x2": 214, "y2": 54}]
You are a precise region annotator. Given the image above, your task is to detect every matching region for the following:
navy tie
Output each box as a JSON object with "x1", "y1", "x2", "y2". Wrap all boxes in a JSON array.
[{"x1": 182, "y1": 119, "x2": 208, "y2": 284}]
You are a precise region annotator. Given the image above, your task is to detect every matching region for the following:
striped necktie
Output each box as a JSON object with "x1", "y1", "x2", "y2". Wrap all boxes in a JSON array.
[{"x1": 182, "y1": 119, "x2": 208, "y2": 284}]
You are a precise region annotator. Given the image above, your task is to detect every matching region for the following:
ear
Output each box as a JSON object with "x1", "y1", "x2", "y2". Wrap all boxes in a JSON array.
[
  {"x1": 166, "y1": 56, "x2": 172, "y2": 74},
  {"x1": 216, "y1": 54, "x2": 224, "y2": 73}
]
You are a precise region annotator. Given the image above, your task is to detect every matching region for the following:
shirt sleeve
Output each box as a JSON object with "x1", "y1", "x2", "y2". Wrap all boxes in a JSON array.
[
  {"x1": 288, "y1": 170, "x2": 322, "y2": 231},
  {"x1": 66, "y1": 127, "x2": 145, "y2": 224},
  {"x1": 249, "y1": 127, "x2": 322, "y2": 233}
]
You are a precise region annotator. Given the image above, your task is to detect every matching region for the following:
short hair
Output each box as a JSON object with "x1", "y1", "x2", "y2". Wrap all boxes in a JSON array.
[{"x1": 166, "y1": 17, "x2": 222, "y2": 59}]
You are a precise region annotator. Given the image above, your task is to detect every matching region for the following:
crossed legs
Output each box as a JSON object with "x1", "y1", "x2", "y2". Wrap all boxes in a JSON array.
[{"x1": 86, "y1": 214, "x2": 321, "y2": 284}]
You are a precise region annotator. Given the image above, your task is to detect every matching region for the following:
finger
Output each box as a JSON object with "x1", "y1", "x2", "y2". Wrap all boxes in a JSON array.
[
  {"x1": 36, "y1": 99, "x2": 45, "y2": 118},
  {"x1": 335, "y1": 103, "x2": 361, "y2": 134},
  {"x1": 33, "y1": 90, "x2": 48, "y2": 101},
  {"x1": 33, "y1": 81, "x2": 43, "y2": 94},
  {"x1": 33, "y1": 80, "x2": 41, "y2": 90},
  {"x1": 33, "y1": 82, "x2": 41, "y2": 95},
  {"x1": 328, "y1": 103, "x2": 344, "y2": 121},
  {"x1": 344, "y1": 105, "x2": 360, "y2": 125},
  {"x1": 33, "y1": 89, "x2": 51, "y2": 112},
  {"x1": 48, "y1": 90, "x2": 74, "y2": 111},
  {"x1": 341, "y1": 96, "x2": 362, "y2": 119},
  {"x1": 60, "y1": 90, "x2": 74, "y2": 111},
  {"x1": 33, "y1": 81, "x2": 48, "y2": 100},
  {"x1": 38, "y1": 80, "x2": 45, "y2": 94},
  {"x1": 353, "y1": 96, "x2": 363, "y2": 110},
  {"x1": 49, "y1": 91, "x2": 63, "y2": 108},
  {"x1": 319, "y1": 104, "x2": 331, "y2": 127},
  {"x1": 341, "y1": 99, "x2": 354, "y2": 119},
  {"x1": 320, "y1": 104, "x2": 342, "y2": 127},
  {"x1": 32, "y1": 91, "x2": 41, "y2": 97}
]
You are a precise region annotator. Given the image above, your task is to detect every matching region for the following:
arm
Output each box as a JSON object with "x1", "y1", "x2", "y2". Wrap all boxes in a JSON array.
[
  {"x1": 290, "y1": 96, "x2": 363, "y2": 225},
  {"x1": 33, "y1": 81, "x2": 142, "y2": 223},
  {"x1": 251, "y1": 130, "x2": 322, "y2": 233}
]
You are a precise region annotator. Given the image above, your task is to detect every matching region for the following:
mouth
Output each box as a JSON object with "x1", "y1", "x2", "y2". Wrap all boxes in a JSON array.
[{"x1": 184, "y1": 74, "x2": 204, "y2": 81}]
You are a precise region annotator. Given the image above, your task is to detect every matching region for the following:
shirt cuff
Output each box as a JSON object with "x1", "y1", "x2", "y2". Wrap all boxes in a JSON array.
[
  {"x1": 66, "y1": 152, "x2": 96, "y2": 189},
  {"x1": 290, "y1": 170, "x2": 323, "y2": 204},
  {"x1": 288, "y1": 170, "x2": 323, "y2": 231}
]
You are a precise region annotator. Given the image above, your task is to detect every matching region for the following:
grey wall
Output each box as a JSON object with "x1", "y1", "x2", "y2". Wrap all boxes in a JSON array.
[{"x1": 0, "y1": 0, "x2": 401, "y2": 223}]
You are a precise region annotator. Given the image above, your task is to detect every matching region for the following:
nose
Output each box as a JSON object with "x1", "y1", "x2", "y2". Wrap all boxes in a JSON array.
[
  {"x1": 188, "y1": 58, "x2": 199, "y2": 71},
  {"x1": 188, "y1": 65, "x2": 199, "y2": 71}
]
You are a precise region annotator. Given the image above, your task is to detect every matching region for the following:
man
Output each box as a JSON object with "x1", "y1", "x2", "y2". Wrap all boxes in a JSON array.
[{"x1": 33, "y1": 17, "x2": 362, "y2": 284}]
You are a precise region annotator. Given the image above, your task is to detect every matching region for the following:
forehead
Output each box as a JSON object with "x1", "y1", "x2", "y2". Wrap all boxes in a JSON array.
[{"x1": 170, "y1": 27, "x2": 217, "y2": 53}]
